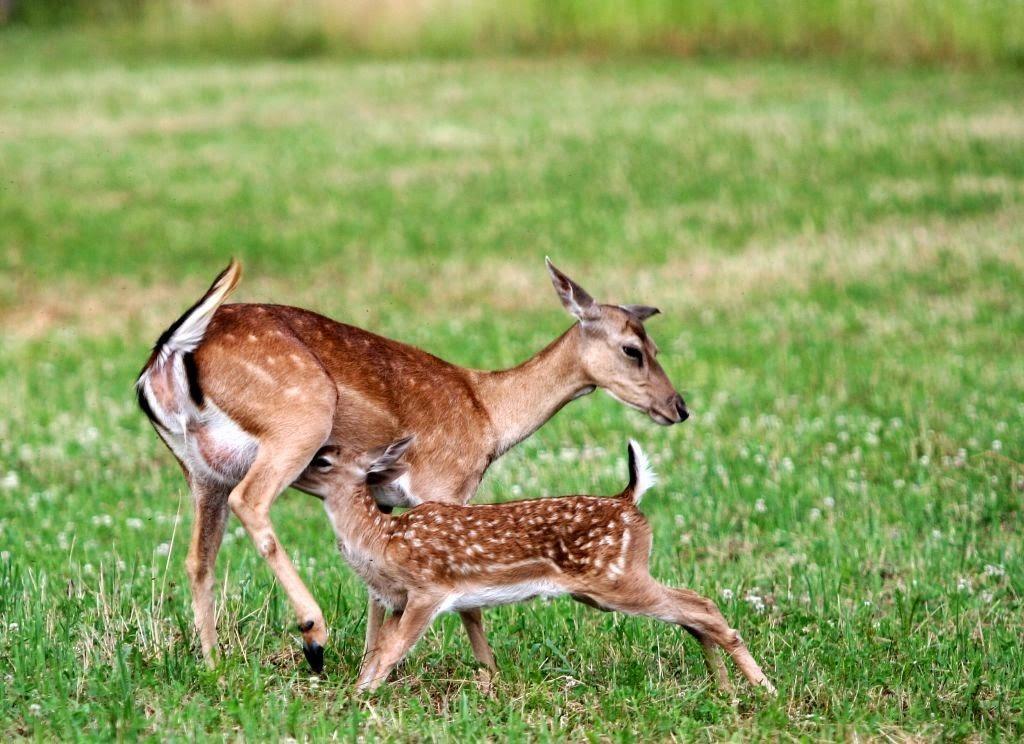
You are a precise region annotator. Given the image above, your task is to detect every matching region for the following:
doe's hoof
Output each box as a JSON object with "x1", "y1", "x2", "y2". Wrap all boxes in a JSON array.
[{"x1": 302, "y1": 640, "x2": 324, "y2": 674}]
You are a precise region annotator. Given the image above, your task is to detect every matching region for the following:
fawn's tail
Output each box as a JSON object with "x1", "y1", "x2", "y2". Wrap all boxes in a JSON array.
[{"x1": 620, "y1": 439, "x2": 657, "y2": 504}]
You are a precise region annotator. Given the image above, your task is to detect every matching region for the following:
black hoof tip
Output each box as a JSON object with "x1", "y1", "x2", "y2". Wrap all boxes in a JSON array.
[{"x1": 303, "y1": 641, "x2": 324, "y2": 673}]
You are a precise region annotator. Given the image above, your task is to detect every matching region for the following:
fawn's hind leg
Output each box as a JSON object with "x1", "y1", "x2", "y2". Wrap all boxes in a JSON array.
[
  {"x1": 581, "y1": 581, "x2": 775, "y2": 693},
  {"x1": 654, "y1": 584, "x2": 774, "y2": 692}
]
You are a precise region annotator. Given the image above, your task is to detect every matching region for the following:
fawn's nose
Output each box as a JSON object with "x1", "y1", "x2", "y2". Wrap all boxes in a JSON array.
[{"x1": 673, "y1": 394, "x2": 689, "y2": 422}]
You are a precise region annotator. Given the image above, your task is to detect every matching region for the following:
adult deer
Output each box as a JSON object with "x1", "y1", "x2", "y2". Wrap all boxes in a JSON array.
[
  {"x1": 136, "y1": 257, "x2": 687, "y2": 673},
  {"x1": 311, "y1": 436, "x2": 773, "y2": 694}
]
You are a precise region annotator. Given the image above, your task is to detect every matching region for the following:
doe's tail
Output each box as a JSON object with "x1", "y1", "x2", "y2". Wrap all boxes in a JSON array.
[
  {"x1": 147, "y1": 258, "x2": 242, "y2": 366},
  {"x1": 620, "y1": 439, "x2": 657, "y2": 504},
  {"x1": 135, "y1": 259, "x2": 242, "y2": 428}
]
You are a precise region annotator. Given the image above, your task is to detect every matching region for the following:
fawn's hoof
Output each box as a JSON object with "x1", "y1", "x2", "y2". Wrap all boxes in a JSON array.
[{"x1": 302, "y1": 640, "x2": 324, "y2": 673}]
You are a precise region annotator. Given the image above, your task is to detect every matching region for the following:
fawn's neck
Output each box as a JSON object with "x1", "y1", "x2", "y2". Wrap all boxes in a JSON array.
[
  {"x1": 327, "y1": 484, "x2": 392, "y2": 559},
  {"x1": 474, "y1": 325, "x2": 594, "y2": 455}
]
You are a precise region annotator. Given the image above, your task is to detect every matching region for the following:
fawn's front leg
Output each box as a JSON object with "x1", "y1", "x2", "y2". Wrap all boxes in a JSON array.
[{"x1": 356, "y1": 599, "x2": 440, "y2": 692}]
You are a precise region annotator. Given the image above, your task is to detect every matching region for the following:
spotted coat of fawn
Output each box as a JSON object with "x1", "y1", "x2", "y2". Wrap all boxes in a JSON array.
[
  {"x1": 135, "y1": 258, "x2": 688, "y2": 672},
  {"x1": 312, "y1": 437, "x2": 775, "y2": 693}
]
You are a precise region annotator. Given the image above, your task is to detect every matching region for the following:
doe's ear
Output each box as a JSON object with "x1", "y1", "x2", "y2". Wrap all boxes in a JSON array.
[
  {"x1": 545, "y1": 257, "x2": 601, "y2": 323},
  {"x1": 364, "y1": 435, "x2": 413, "y2": 486},
  {"x1": 620, "y1": 304, "x2": 660, "y2": 321}
]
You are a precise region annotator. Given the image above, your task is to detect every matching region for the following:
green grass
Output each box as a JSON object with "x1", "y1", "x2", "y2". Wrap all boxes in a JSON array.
[{"x1": 1, "y1": 36, "x2": 1023, "y2": 740}]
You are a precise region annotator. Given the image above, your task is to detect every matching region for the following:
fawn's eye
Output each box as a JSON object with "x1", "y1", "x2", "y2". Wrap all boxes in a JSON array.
[{"x1": 622, "y1": 345, "x2": 643, "y2": 364}]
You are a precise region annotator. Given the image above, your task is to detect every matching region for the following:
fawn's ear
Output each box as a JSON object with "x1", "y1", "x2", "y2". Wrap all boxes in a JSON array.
[
  {"x1": 546, "y1": 257, "x2": 602, "y2": 323},
  {"x1": 365, "y1": 436, "x2": 413, "y2": 486}
]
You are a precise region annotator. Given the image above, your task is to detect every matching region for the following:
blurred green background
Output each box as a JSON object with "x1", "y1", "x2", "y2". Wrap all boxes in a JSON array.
[
  {"x1": 1, "y1": 2, "x2": 1022, "y2": 741},
  {"x1": 4, "y1": 0, "x2": 1024, "y2": 65}
]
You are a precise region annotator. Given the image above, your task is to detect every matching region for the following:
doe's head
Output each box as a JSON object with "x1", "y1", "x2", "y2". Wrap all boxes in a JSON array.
[{"x1": 546, "y1": 258, "x2": 688, "y2": 426}]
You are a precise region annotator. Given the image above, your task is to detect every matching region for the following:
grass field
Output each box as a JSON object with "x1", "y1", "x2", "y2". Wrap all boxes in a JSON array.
[{"x1": 1, "y1": 33, "x2": 1023, "y2": 740}]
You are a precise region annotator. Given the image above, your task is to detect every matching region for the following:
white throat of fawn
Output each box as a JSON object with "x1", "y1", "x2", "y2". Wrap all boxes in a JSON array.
[{"x1": 321, "y1": 436, "x2": 775, "y2": 694}]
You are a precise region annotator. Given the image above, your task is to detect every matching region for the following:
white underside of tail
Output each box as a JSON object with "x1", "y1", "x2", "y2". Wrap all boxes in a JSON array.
[
  {"x1": 138, "y1": 260, "x2": 253, "y2": 486},
  {"x1": 154, "y1": 260, "x2": 242, "y2": 363},
  {"x1": 628, "y1": 439, "x2": 656, "y2": 503}
]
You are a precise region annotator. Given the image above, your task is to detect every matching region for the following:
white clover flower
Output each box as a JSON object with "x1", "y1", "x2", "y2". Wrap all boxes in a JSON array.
[
  {"x1": 980, "y1": 591, "x2": 994, "y2": 603},
  {"x1": 720, "y1": 588, "x2": 734, "y2": 600},
  {"x1": 823, "y1": 496, "x2": 835, "y2": 509},
  {"x1": 863, "y1": 600, "x2": 872, "y2": 606},
  {"x1": 781, "y1": 457, "x2": 794, "y2": 473},
  {"x1": 155, "y1": 543, "x2": 171, "y2": 557},
  {"x1": 957, "y1": 576, "x2": 972, "y2": 593},
  {"x1": 8, "y1": 622, "x2": 19, "y2": 631},
  {"x1": 744, "y1": 593, "x2": 765, "y2": 613},
  {"x1": 983, "y1": 564, "x2": 1005, "y2": 578},
  {"x1": 919, "y1": 455, "x2": 930, "y2": 466},
  {"x1": 234, "y1": 526, "x2": 246, "y2": 539},
  {"x1": 28, "y1": 703, "x2": 42, "y2": 716},
  {"x1": 931, "y1": 529, "x2": 942, "y2": 540},
  {"x1": 0, "y1": 472, "x2": 19, "y2": 491},
  {"x1": 894, "y1": 479, "x2": 906, "y2": 489},
  {"x1": 809, "y1": 508, "x2": 822, "y2": 522},
  {"x1": 754, "y1": 499, "x2": 767, "y2": 513},
  {"x1": 126, "y1": 518, "x2": 144, "y2": 530},
  {"x1": 991, "y1": 440, "x2": 1002, "y2": 452},
  {"x1": 864, "y1": 433, "x2": 879, "y2": 447},
  {"x1": 824, "y1": 442, "x2": 838, "y2": 455}
]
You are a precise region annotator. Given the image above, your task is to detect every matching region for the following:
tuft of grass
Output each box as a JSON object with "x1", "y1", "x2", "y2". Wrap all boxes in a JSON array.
[{"x1": 1, "y1": 34, "x2": 1023, "y2": 740}]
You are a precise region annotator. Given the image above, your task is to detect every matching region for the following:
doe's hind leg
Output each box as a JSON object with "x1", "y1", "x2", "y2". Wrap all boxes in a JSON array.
[{"x1": 185, "y1": 478, "x2": 231, "y2": 665}]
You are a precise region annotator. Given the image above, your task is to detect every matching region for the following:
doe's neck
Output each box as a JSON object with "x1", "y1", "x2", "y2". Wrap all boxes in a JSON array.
[{"x1": 473, "y1": 324, "x2": 595, "y2": 456}]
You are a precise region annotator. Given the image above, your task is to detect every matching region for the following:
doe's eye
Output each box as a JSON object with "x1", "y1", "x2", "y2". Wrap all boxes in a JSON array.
[{"x1": 622, "y1": 345, "x2": 643, "y2": 363}]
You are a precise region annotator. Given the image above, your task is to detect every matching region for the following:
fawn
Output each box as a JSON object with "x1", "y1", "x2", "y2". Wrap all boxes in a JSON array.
[{"x1": 311, "y1": 437, "x2": 775, "y2": 693}]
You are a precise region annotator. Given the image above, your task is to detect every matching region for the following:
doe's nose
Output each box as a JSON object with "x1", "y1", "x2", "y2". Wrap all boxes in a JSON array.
[{"x1": 673, "y1": 394, "x2": 689, "y2": 422}]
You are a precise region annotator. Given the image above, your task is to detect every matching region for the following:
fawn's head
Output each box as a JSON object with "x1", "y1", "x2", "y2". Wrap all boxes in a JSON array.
[
  {"x1": 546, "y1": 258, "x2": 688, "y2": 426},
  {"x1": 311, "y1": 437, "x2": 413, "y2": 496}
]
